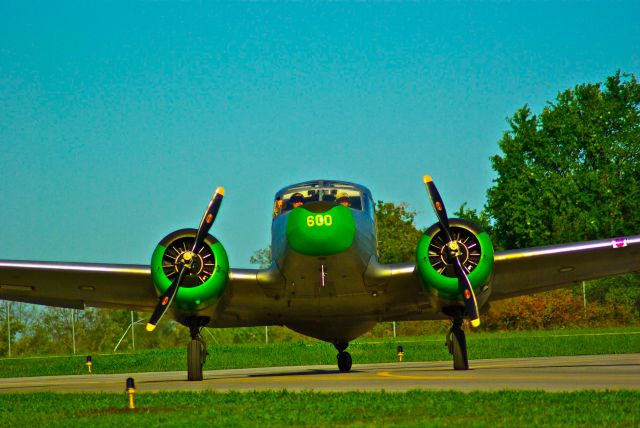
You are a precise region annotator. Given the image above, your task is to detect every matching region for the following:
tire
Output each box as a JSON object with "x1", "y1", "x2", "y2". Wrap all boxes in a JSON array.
[
  {"x1": 451, "y1": 328, "x2": 469, "y2": 370},
  {"x1": 187, "y1": 339, "x2": 206, "y2": 381},
  {"x1": 337, "y1": 351, "x2": 352, "y2": 372}
]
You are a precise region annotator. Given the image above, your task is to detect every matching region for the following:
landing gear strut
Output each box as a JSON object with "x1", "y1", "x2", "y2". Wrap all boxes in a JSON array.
[
  {"x1": 445, "y1": 309, "x2": 469, "y2": 370},
  {"x1": 334, "y1": 342, "x2": 352, "y2": 372},
  {"x1": 187, "y1": 318, "x2": 209, "y2": 381}
]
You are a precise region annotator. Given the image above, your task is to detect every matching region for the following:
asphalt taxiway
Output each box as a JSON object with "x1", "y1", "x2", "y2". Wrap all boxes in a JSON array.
[{"x1": 1, "y1": 353, "x2": 638, "y2": 393}]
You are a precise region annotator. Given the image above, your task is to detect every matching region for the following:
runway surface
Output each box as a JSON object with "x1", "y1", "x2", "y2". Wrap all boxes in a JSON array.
[{"x1": 1, "y1": 353, "x2": 638, "y2": 393}]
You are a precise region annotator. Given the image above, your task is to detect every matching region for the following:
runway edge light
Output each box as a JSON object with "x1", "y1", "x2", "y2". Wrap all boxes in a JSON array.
[
  {"x1": 397, "y1": 346, "x2": 404, "y2": 362},
  {"x1": 126, "y1": 377, "x2": 136, "y2": 409},
  {"x1": 85, "y1": 355, "x2": 92, "y2": 374}
]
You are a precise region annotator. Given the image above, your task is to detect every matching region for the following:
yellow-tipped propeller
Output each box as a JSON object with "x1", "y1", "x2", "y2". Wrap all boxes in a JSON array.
[
  {"x1": 423, "y1": 176, "x2": 480, "y2": 327},
  {"x1": 146, "y1": 187, "x2": 225, "y2": 332}
]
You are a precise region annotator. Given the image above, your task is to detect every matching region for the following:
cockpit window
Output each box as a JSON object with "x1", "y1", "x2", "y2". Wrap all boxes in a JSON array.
[
  {"x1": 317, "y1": 188, "x2": 362, "y2": 210},
  {"x1": 273, "y1": 183, "x2": 363, "y2": 218}
]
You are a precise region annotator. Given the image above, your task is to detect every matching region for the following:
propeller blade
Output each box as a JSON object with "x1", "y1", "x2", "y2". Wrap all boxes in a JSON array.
[
  {"x1": 423, "y1": 175, "x2": 480, "y2": 327},
  {"x1": 192, "y1": 187, "x2": 224, "y2": 252},
  {"x1": 452, "y1": 257, "x2": 481, "y2": 327},
  {"x1": 423, "y1": 176, "x2": 454, "y2": 243},
  {"x1": 146, "y1": 266, "x2": 188, "y2": 331}
]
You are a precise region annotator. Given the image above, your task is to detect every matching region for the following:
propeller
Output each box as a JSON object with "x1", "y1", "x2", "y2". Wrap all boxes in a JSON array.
[
  {"x1": 423, "y1": 176, "x2": 480, "y2": 327},
  {"x1": 146, "y1": 187, "x2": 225, "y2": 332}
]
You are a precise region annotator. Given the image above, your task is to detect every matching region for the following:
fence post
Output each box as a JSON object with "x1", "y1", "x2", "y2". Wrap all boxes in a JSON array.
[
  {"x1": 71, "y1": 308, "x2": 76, "y2": 355},
  {"x1": 5, "y1": 301, "x2": 10, "y2": 357}
]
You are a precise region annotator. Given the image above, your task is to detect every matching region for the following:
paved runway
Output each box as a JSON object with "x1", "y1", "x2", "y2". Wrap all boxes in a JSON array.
[{"x1": 1, "y1": 354, "x2": 638, "y2": 393}]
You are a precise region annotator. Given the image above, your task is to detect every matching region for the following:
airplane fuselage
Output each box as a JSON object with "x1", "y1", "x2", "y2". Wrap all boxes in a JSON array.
[{"x1": 265, "y1": 180, "x2": 413, "y2": 343}]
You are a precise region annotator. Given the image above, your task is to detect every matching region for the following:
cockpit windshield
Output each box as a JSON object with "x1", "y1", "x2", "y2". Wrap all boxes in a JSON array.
[{"x1": 273, "y1": 182, "x2": 364, "y2": 218}]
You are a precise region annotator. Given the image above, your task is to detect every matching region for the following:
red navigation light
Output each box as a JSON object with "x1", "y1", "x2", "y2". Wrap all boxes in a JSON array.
[{"x1": 612, "y1": 238, "x2": 628, "y2": 249}]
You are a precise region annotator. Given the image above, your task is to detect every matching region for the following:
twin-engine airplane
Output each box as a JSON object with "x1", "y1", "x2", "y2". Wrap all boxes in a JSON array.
[{"x1": 1, "y1": 177, "x2": 639, "y2": 380}]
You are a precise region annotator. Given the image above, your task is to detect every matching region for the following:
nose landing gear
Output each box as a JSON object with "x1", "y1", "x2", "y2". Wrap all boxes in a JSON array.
[{"x1": 334, "y1": 342, "x2": 352, "y2": 372}]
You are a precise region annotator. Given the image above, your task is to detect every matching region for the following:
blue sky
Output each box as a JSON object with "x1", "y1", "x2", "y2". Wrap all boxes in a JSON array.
[{"x1": 1, "y1": 1, "x2": 638, "y2": 267}]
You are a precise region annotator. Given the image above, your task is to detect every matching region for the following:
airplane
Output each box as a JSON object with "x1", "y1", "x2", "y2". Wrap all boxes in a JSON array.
[{"x1": 1, "y1": 177, "x2": 639, "y2": 381}]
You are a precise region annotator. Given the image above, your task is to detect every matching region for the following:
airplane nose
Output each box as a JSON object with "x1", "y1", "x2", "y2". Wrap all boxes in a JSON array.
[{"x1": 285, "y1": 204, "x2": 356, "y2": 256}]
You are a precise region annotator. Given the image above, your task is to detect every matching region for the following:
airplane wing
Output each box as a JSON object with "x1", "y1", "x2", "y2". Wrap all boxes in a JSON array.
[
  {"x1": 490, "y1": 234, "x2": 640, "y2": 300},
  {"x1": 0, "y1": 260, "x2": 156, "y2": 310},
  {"x1": 0, "y1": 260, "x2": 270, "y2": 321}
]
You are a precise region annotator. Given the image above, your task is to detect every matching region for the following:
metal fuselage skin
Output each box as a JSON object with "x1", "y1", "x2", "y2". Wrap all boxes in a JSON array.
[
  {"x1": 270, "y1": 200, "x2": 380, "y2": 343},
  {"x1": 255, "y1": 179, "x2": 434, "y2": 344}
]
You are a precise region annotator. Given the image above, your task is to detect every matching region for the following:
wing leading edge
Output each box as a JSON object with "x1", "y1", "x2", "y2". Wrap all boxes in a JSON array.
[
  {"x1": 490, "y1": 234, "x2": 640, "y2": 300},
  {"x1": 0, "y1": 260, "x2": 156, "y2": 310}
]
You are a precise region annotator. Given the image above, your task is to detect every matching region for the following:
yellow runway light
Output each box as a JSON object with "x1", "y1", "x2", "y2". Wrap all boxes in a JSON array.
[{"x1": 126, "y1": 377, "x2": 136, "y2": 409}]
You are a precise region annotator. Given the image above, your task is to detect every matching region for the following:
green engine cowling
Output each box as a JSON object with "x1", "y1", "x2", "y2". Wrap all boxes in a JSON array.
[
  {"x1": 150, "y1": 228, "x2": 229, "y2": 311},
  {"x1": 416, "y1": 219, "x2": 494, "y2": 301}
]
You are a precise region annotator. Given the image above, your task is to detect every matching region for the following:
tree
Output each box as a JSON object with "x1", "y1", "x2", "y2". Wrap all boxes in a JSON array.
[
  {"x1": 249, "y1": 247, "x2": 272, "y2": 269},
  {"x1": 374, "y1": 201, "x2": 423, "y2": 264},
  {"x1": 484, "y1": 71, "x2": 640, "y2": 322},
  {"x1": 487, "y1": 71, "x2": 640, "y2": 249},
  {"x1": 454, "y1": 203, "x2": 494, "y2": 240}
]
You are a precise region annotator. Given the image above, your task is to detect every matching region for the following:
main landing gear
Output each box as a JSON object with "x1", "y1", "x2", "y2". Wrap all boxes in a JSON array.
[
  {"x1": 334, "y1": 342, "x2": 352, "y2": 372},
  {"x1": 187, "y1": 318, "x2": 209, "y2": 381},
  {"x1": 445, "y1": 309, "x2": 469, "y2": 370}
]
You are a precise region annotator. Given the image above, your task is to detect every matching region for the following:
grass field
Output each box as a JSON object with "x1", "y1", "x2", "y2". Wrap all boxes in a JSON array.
[
  {"x1": 1, "y1": 326, "x2": 638, "y2": 378},
  {"x1": 1, "y1": 327, "x2": 638, "y2": 427},
  {"x1": 0, "y1": 390, "x2": 638, "y2": 427}
]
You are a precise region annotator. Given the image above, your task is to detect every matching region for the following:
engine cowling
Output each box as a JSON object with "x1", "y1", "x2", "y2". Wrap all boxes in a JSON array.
[
  {"x1": 150, "y1": 228, "x2": 229, "y2": 311},
  {"x1": 416, "y1": 219, "x2": 494, "y2": 301}
]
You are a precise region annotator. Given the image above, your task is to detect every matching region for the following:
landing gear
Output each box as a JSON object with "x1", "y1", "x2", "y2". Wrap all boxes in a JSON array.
[
  {"x1": 187, "y1": 337, "x2": 207, "y2": 381},
  {"x1": 187, "y1": 318, "x2": 209, "y2": 381},
  {"x1": 445, "y1": 310, "x2": 469, "y2": 370},
  {"x1": 334, "y1": 342, "x2": 352, "y2": 372}
]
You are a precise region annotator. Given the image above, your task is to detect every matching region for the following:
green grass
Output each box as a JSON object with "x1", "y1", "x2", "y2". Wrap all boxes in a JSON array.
[
  {"x1": 1, "y1": 326, "x2": 638, "y2": 378},
  {"x1": 0, "y1": 390, "x2": 638, "y2": 427}
]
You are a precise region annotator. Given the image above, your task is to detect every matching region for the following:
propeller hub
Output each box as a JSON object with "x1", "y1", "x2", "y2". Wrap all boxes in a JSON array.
[
  {"x1": 162, "y1": 237, "x2": 216, "y2": 288},
  {"x1": 428, "y1": 227, "x2": 481, "y2": 278},
  {"x1": 447, "y1": 241, "x2": 461, "y2": 254}
]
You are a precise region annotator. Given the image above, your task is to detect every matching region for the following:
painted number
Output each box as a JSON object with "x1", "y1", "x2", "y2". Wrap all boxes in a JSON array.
[{"x1": 306, "y1": 214, "x2": 333, "y2": 227}]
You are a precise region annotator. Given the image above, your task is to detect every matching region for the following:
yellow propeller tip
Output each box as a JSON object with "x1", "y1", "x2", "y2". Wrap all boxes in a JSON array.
[
  {"x1": 470, "y1": 319, "x2": 480, "y2": 328},
  {"x1": 146, "y1": 323, "x2": 156, "y2": 332},
  {"x1": 216, "y1": 187, "x2": 225, "y2": 196},
  {"x1": 423, "y1": 175, "x2": 433, "y2": 183}
]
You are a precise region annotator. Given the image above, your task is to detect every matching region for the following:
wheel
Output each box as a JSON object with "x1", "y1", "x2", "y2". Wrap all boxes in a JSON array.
[
  {"x1": 450, "y1": 328, "x2": 469, "y2": 370},
  {"x1": 337, "y1": 351, "x2": 352, "y2": 372},
  {"x1": 187, "y1": 338, "x2": 207, "y2": 381}
]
